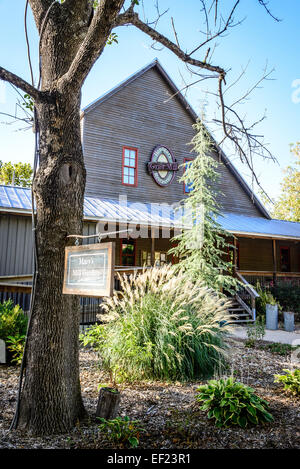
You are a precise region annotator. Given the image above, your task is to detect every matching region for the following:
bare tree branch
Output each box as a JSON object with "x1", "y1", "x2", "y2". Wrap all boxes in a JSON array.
[
  {"x1": 119, "y1": 11, "x2": 225, "y2": 75},
  {"x1": 0, "y1": 66, "x2": 44, "y2": 102},
  {"x1": 258, "y1": 0, "x2": 281, "y2": 22},
  {"x1": 58, "y1": 0, "x2": 125, "y2": 91},
  {"x1": 113, "y1": 3, "x2": 278, "y2": 195},
  {"x1": 188, "y1": 0, "x2": 241, "y2": 56},
  {"x1": 171, "y1": 17, "x2": 180, "y2": 48}
]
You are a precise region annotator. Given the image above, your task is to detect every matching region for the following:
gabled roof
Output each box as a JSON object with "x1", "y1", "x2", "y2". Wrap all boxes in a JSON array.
[
  {"x1": 81, "y1": 59, "x2": 270, "y2": 219},
  {"x1": 82, "y1": 58, "x2": 197, "y2": 119},
  {"x1": 1, "y1": 185, "x2": 300, "y2": 240}
]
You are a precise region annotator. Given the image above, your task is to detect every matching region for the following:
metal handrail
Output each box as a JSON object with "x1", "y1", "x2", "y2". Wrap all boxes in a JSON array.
[
  {"x1": 235, "y1": 271, "x2": 259, "y2": 321},
  {"x1": 236, "y1": 271, "x2": 260, "y2": 299}
]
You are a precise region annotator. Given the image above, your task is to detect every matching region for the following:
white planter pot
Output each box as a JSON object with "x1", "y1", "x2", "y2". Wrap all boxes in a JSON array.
[{"x1": 266, "y1": 304, "x2": 278, "y2": 330}]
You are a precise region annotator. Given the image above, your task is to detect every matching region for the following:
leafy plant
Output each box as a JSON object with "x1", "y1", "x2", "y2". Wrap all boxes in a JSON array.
[
  {"x1": 0, "y1": 300, "x2": 28, "y2": 342},
  {"x1": 106, "y1": 32, "x2": 118, "y2": 45},
  {"x1": 196, "y1": 377, "x2": 273, "y2": 428},
  {"x1": 245, "y1": 316, "x2": 265, "y2": 347},
  {"x1": 22, "y1": 93, "x2": 34, "y2": 112},
  {"x1": 255, "y1": 282, "x2": 278, "y2": 317},
  {"x1": 270, "y1": 282, "x2": 300, "y2": 315},
  {"x1": 6, "y1": 334, "x2": 26, "y2": 364},
  {"x1": 260, "y1": 343, "x2": 295, "y2": 356},
  {"x1": 98, "y1": 416, "x2": 144, "y2": 448},
  {"x1": 0, "y1": 161, "x2": 33, "y2": 187},
  {"x1": 81, "y1": 265, "x2": 232, "y2": 382},
  {"x1": 274, "y1": 369, "x2": 300, "y2": 396}
]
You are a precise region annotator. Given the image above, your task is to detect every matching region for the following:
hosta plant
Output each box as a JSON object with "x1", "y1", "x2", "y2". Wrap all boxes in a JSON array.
[
  {"x1": 82, "y1": 265, "x2": 232, "y2": 382},
  {"x1": 98, "y1": 416, "x2": 144, "y2": 448},
  {"x1": 274, "y1": 369, "x2": 300, "y2": 396},
  {"x1": 196, "y1": 377, "x2": 274, "y2": 428}
]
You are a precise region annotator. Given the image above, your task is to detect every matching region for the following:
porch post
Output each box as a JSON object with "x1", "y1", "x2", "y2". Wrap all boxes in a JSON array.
[
  {"x1": 272, "y1": 239, "x2": 277, "y2": 284},
  {"x1": 233, "y1": 236, "x2": 237, "y2": 272}
]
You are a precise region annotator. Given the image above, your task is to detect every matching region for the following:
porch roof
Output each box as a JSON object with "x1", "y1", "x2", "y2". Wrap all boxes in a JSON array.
[
  {"x1": 220, "y1": 212, "x2": 300, "y2": 241},
  {"x1": 1, "y1": 185, "x2": 300, "y2": 240}
]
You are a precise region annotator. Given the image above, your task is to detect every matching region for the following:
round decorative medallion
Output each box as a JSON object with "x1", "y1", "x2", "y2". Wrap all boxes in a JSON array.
[{"x1": 147, "y1": 146, "x2": 178, "y2": 187}]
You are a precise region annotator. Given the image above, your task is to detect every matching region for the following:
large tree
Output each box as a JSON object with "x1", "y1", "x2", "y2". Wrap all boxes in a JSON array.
[
  {"x1": 272, "y1": 143, "x2": 300, "y2": 222},
  {"x1": 0, "y1": 0, "x2": 278, "y2": 434},
  {"x1": 0, "y1": 161, "x2": 33, "y2": 187}
]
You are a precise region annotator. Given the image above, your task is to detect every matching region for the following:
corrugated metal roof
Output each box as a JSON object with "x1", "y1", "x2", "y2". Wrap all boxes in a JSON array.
[
  {"x1": 0, "y1": 185, "x2": 185, "y2": 228},
  {"x1": 219, "y1": 212, "x2": 300, "y2": 240},
  {"x1": 1, "y1": 185, "x2": 300, "y2": 239}
]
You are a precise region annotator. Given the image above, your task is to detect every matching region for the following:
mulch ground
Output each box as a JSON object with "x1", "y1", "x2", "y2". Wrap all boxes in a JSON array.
[{"x1": 0, "y1": 337, "x2": 299, "y2": 449}]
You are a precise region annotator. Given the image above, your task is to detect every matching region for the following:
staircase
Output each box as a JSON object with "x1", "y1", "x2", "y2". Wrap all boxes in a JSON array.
[
  {"x1": 228, "y1": 295, "x2": 255, "y2": 323},
  {"x1": 227, "y1": 272, "x2": 260, "y2": 323}
]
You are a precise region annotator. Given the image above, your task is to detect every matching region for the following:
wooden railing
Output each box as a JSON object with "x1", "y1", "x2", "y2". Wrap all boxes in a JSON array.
[
  {"x1": 238, "y1": 271, "x2": 300, "y2": 288},
  {"x1": 239, "y1": 270, "x2": 300, "y2": 278}
]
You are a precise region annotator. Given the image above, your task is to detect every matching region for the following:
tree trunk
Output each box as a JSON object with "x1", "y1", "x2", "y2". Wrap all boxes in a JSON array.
[{"x1": 17, "y1": 92, "x2": 87, "y2": 434}]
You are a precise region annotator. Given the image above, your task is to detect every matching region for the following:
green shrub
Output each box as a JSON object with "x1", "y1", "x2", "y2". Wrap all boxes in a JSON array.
[
  {"x1": 255, "y1": 282, "x2": 278, "y2": 317},
  {"x1": 98, "y1": 416, "x2": 144, "y2": 448},
  {"x1": 0, "y1": 300, "x2": 28, "y2": 340},
  {"x1": 270, "y1": 282, "x2": 300, "y2": 315},
  {"x1": 0, "y1": 300, "x2": 28, "y2": 364},
  {"x1": 6, "y1": 334, "x2": 26, "y2": 365},
  {"x1": 274, "y1": 369, "x2": 300, "y2": 396},
  {"x1": 81, "y1": 266, "x2": 232, "y2": 382},
  {"x1": 245, "y1": 316, "x2": 265, "y2": 347},
  {"x1": 260, "y1": 343, "x2": 295, "y2": 356},
  {"x1": 196, "y1": 377, "x2": 273, "y2": 428}
]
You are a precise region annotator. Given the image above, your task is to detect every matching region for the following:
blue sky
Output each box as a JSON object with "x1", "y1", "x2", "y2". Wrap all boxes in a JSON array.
[{"x1": 0, "y1": 0, "x2": 299, "y2": 201}]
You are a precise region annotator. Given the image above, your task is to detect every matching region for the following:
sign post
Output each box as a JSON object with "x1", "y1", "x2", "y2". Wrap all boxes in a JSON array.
[{"x1": 63, "y1": 242, "x2": 115, "y2": 297}]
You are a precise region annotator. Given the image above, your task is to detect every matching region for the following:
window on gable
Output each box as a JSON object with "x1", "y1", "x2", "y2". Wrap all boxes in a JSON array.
[
  {"x1": 122, "y1": 147, "x2": 138, "y2": 186},
  {"x1": 183, "y1": 158, "x2": 194, "y2": 193}
]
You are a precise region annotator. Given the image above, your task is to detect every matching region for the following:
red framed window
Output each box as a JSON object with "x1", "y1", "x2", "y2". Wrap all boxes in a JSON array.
[
  {"x1": 120, "y1": 239, "x2": 136, "y2": 266},
  {"x1": 280, "y1": 246, "x2": 291, "y2": 272},
  {"x1": 183, "y1": 158, "x2": 194, "y2": 193},
  {"x1": 122, "y1": 147, "x2": 138, "y2": 186}
]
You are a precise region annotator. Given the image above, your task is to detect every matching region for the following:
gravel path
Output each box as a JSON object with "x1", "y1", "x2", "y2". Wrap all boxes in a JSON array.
[{"x1": 0, "y1": 338, "x2": 299, "y2": 449}]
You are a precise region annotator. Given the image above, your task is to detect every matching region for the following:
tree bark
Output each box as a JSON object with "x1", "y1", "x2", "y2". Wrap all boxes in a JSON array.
[
  {"x1": 17, "y1": 91, "x2": 87, "y2": 434},
  {"x1": 96, "y1": 388, "x2": 121, "y2": 420}
]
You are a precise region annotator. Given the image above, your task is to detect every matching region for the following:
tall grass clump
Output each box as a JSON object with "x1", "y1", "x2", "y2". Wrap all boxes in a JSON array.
[{"x1": 82, "y1": 265, "x2": 233, "y2": 382}]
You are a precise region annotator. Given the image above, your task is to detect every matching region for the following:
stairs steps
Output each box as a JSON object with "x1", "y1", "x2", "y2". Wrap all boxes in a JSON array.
[{"x1": 227, "y1": 295, "x2": 254, "y2": 324}]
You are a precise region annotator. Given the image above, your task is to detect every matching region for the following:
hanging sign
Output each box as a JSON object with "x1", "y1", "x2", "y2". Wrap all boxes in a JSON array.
[
  {"x1": 63, "y1": 242, "x2": 115, "y2": 297},
  {"x1": 148, "y1": 145, "x2": 178, "y2": 186}
]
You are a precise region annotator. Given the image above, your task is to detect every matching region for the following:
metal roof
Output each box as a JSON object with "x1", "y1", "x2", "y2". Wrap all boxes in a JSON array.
[
  {"x1": 1, "y1": 185, "x2": 300, "y2": 240},
  {"x1": 220, "y1": 212, "x2": 300, "y2": 240}
]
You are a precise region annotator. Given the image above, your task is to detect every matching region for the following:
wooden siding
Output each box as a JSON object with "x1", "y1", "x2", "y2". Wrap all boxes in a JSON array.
[
  {"x1": 83, "y1": 67, "x2": 262, "y2": 217},
  {"x1": 238, "y1": 237, "x2": 300, "y2": 272},
  {"x1": 0, "y1": 214, "x2": 33, "y2": 276}
]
